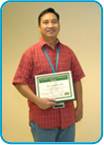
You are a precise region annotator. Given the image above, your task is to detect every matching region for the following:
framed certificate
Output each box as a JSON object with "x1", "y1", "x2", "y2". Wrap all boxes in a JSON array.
[{"x1": 35, "y1": 71, "x2": 75, "y2": 102}]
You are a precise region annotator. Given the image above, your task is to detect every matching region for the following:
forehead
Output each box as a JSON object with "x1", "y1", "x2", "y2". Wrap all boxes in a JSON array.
[{"x1": 40, "y1": 12, "x2": 58, "y2": 21}]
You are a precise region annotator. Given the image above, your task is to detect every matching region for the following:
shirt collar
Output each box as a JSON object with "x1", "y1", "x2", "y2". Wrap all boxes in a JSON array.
[{"x1": 38, "y1": 37, "x2": 60, "y2": 49}]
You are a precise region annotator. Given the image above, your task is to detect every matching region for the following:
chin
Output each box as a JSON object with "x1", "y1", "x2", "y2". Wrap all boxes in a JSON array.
[{"x1": 46, "y1": 35, "x2": 56, "y2": 38}]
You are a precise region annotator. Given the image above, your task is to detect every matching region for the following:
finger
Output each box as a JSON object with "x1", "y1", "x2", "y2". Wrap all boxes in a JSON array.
[
  {"x1": 48, "y1": 98, "x2": 56, "y2": 102},
  {"x1": 48, "y1": 101, "x2": 56, "y2": 106}
]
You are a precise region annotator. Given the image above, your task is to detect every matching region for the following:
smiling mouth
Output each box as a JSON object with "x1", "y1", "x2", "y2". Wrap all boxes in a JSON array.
[{"x1": 46, "y1": 30, "x2": 56, "y2": 34}]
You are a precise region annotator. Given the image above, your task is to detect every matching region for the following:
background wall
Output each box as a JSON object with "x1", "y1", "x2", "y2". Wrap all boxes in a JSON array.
[{"x1": 2, "y1": 2, "x2": 101, "y2": 143}]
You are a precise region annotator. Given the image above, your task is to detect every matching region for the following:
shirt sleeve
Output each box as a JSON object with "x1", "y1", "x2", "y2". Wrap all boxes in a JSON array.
[
  {"x1": 12, "y1": 48, "x2": 33, "y2": 85},
  {"x1": 71, "y1": 51, "x2": 85, "y2": 82}
]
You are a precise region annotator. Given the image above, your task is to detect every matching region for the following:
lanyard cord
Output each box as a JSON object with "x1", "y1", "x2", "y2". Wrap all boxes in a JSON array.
[{"x1": 43, "y1": 47, "x2": 60, "y2": 73}]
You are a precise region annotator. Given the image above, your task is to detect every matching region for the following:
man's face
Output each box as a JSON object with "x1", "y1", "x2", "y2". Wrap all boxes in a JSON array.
[{"x1": 39, "y1": 12, "x2": 60, "y2": 39}]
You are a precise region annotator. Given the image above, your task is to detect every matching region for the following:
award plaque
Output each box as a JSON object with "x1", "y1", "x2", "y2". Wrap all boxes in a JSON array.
[{"x1": 35, "y1": 71, "x2": 75, "y2": 102}]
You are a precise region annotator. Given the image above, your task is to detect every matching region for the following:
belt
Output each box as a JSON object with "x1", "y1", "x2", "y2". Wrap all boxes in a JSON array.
[{"x1": 53, "y1": 102, "x2": 65, "y2": 109}]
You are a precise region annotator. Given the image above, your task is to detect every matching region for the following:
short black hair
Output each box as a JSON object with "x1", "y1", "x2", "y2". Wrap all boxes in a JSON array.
[{"x1": 38, "y1": 8, "x2": 60, "y2": 26}]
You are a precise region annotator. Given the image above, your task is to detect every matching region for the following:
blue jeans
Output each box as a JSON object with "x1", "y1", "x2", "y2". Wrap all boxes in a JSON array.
[{"x1": 29, "y1": 122, "x2": 75, "y2": 142}]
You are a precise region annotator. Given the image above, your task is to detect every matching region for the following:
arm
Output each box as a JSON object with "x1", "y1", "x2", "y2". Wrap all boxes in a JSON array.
[
  {"x1": 15, "y1": 84, "x2": 56, "y2": 110},
  {"x1": 74, "y1": 80, "x2": 83, "y2": 122}
]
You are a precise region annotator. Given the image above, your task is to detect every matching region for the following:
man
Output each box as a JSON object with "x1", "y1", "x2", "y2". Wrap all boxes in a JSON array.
[{"x1": 12, "y1": 8, "x2": 85, "y2": 142}]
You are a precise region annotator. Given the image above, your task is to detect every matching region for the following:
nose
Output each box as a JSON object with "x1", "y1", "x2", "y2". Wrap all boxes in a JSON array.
[{"x1": 48, "y1": 22, "x2": 54, "y2": 28}]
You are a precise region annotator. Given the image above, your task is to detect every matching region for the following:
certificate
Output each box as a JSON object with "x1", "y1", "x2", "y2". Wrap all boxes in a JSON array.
[{"x1": 35, "y1": 71, "x2": 75, "y2": 102}]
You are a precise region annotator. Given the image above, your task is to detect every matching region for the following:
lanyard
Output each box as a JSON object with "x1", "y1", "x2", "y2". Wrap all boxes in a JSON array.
[{"x1": 43, "y1": 47, "x2": 60, "y2": 73}]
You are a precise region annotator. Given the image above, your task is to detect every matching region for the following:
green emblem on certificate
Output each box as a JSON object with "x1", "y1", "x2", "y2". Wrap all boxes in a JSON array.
[{"x1": 35, "y1": 71, "x2": 75, "y2": 102}]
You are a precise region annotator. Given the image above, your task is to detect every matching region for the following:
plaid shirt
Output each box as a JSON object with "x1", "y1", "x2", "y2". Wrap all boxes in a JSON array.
[{"x1": 12, "y1": 38, "x2": 85, "y2": 129}]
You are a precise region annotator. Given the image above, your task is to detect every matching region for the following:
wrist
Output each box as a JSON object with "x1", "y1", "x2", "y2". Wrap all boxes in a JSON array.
[{"x1": 33, "y1": 95, "x2": 40, "y2": 105}]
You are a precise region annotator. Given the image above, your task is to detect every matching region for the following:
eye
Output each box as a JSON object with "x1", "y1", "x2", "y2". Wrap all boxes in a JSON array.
[
  {"x1": 51, "y1": 19, "x2": 58, "y2": 24},
  {"x1": 42, "y1": 21, "x2": 49, "y2": 25}
]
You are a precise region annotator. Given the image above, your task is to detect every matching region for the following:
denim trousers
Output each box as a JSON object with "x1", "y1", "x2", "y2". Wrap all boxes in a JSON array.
[{"x1": 29, "y1": 122, "x2": 75, "y2": 142}]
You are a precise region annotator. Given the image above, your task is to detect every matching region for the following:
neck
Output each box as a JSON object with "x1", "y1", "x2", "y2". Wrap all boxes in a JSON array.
[{"x1": 44, "y1": 37, "x2": 57, "y2": 49}]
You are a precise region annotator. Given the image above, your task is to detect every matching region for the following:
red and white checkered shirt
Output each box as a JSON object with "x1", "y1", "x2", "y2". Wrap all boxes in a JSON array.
[{"x1": 12, "y1": 38, "x2": 85, "y2": 129}]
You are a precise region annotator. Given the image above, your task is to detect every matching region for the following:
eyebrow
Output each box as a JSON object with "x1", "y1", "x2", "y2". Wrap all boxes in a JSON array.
[{"x1": 42, "y1": 18, "x2": 58, "y2": 21}]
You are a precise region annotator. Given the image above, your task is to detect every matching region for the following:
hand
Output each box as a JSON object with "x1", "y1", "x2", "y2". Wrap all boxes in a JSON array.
[
  {"x1": 75, "y1": 107, "x2": 83, "y2": 122},
  {"x1": 35, "y1": 97, "x2": 56, "y2": 110}
]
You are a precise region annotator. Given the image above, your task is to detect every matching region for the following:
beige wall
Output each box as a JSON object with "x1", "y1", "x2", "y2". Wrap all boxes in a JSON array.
[{"x1": 2, "y1": 2, "x2": 101, "y2": 143}]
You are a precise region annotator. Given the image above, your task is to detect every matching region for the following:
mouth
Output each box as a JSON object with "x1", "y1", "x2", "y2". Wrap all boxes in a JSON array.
[{"x1": 46, "y1": 29, "x2": 56, "y2": 34}]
